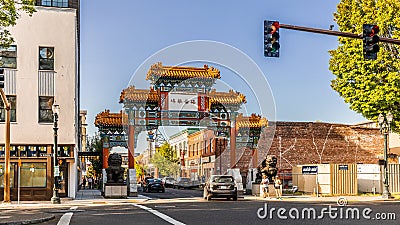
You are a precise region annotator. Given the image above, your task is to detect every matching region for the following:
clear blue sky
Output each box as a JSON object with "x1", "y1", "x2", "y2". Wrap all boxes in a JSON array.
[{"x1": 80, "y1": 0, "x2": 365, "y2": 142}]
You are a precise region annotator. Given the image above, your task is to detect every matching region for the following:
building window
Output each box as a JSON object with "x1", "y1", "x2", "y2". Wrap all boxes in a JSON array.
[
  {"x1": 0, "y1": 45, "x2": 17, "y2": 68},
  {"x1": 39, "y1": 47, "x2": 54, "y2": 70},
  {"x1": 10, "y1": 146, "x2": 17, "y2": 157},
  {"x1": 18, "y1": 146, "x2": 27, "y2": 157},
  {"x1": 38, "y1": 146, "x2": 47, "y2": 156},
  {"x1": 28, "y1": 146, "x2": 37, "y2": 157},
  {"x1": 39, "y1": 96, "x2": 54, "y2": 123},
  {"x1": 0, "y1": 163, "x2": 15, "y2": 187},
  {"x1": 59, "y1": 146, "x2": 71, "y2": 157},
  {"x1": 20, "y1": 163, "x2": 47, "y2": 187},
  {"x1": 0, "y1": 95, "x2": 16, "y2": 122},
  {"x1": 40, "y1": 0, "x2": 68, "y2": 7}
]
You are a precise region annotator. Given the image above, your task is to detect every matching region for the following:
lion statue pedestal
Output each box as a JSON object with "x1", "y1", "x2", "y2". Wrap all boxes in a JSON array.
[{"x1": 104, "y1": 153, "x2": 127, "y2": 198}]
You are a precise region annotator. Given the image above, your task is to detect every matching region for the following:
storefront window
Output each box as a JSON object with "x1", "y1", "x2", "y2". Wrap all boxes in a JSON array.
[
  {"x1": 59, "y1": 146, "x2": 71, "y2": 157},
  {"x1": 10, "y1": 146, "x2": 17, "y2": 157},
  {"x1": 28, "y1": 146, "x2": 37, "y2": 157},
  {"x1": 0, "y1": 163, "x2": 15, "y2": 188},
  {"x1": 20, "y1": 163, "x2": 47, "y2": 187},
  {"x1": 38, "y1": 146, "x2": 47, "y2": 157},
  {"x1": 18, "y1": 146, "x2": 27, "y2": 157}
]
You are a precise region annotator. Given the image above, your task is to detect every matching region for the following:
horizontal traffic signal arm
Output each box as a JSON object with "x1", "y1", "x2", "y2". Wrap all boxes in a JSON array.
[{"x1": 280, "y1": 23, "x2": 400, "y2": 45}]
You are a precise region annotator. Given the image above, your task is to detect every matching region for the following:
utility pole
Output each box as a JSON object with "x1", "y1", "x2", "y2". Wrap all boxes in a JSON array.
[{"x1": 0, "y1": 89, "x2": 10, "y2": 203}]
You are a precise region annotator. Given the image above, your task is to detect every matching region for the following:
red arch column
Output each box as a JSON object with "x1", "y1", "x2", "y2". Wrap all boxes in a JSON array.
[{"x1": 128, "y1": 125, "x2": 135, "y2": 169}]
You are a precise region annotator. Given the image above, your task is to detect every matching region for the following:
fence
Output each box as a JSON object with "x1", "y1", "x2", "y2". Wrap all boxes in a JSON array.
[{"x1": 286, "y1": 164, "x2": 400, "y2": 196}]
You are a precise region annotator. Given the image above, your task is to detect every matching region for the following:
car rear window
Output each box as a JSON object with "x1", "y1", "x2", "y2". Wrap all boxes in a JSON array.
[{"x1": 212, "y1": 176, "x2": 234, "y2": 183}]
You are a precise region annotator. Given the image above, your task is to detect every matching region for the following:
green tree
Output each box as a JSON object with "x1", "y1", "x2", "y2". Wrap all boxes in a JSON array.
[
  {"x1": 329, "y1": 0, "x2": 400, "y2": 130},
  {"x1": 86, "y1": 133, "x2": 103, "y2": 177},
  {"x1": 158, "y1": 142, "x2": 179, "y2": 163},
  {"x1": 0, "y1": 0, "x2": 35, "y2": 47},
  {"x1": 150, "y1": 152, "x2": 180, "y2": 177},
  {"x1": 134, "y1": 154, "x2": 145, "y2": 178}
]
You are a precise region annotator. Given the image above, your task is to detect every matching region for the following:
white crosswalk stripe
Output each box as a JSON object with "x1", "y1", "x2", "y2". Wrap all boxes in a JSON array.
[{"x1": 57, "y1": 206, "x2": 77, "y2": 225}]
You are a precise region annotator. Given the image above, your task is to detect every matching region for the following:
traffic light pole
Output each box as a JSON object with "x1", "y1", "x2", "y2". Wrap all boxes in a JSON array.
[
  {"x1": 280, "y1": 23, "x2": 400, "y2": 45},
  {"x1": 0, "y1": 89, "x2": 11, "y2": 203}
]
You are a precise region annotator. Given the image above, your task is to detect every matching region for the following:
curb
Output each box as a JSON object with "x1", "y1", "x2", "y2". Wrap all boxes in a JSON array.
[{"x1": 0, "y1": 215, "x2": 55, "y2": 225}]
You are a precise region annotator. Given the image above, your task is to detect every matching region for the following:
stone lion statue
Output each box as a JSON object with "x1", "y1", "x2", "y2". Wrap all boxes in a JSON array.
[
  {"x1": 106, "y1": 153, "x2": 124, "y2": 183},
  {"x1": 256, "y1": 155, "x2": 278, "y2": 183}
]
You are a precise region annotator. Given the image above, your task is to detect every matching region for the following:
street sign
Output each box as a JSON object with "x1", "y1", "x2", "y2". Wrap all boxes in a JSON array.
[
  {"x1": 54, "y1": 166, "x2": 60, "y2": 176},
  {"x1": 302, "y1": 165, "x2": 318, "y2": 174}
]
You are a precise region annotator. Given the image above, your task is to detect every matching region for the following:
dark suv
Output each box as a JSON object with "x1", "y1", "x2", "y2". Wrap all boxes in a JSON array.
[{"x1": 203, "y1": 175, "x2": 237, "y2": 201}]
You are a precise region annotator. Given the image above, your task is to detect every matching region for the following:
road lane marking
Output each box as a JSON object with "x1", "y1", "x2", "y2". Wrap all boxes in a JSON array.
[
  {"x1": 57, "y1": 206, "x2": 77, "y2": 225},
  {"x1": 138, "y1": 194, "x2": 152, "y2": 200},
  {"x1": 132, "y1": 204, "x2": 186, "y2": 225}
]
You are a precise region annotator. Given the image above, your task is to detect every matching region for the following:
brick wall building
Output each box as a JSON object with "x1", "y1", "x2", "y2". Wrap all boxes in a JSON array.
[{"x1": 255, "y1": 122, "x2": 384, "y2": 172}]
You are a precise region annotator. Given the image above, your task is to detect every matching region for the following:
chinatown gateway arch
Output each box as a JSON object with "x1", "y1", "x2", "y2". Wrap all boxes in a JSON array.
[{"x1": 95, "y1": 62, "x2": 269, "y2": 196}]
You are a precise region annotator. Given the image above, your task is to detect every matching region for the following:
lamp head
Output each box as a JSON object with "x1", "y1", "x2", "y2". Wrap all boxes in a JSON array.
[
  {"x1": 52, "y1": 104, "x2": 60, "y2": 114},
  {"x1": 378, "y1": 113, "x2": 385, "y2": 125},
  {"x1": 386, "y1": 111, "x2": 393, "y2": 123}
]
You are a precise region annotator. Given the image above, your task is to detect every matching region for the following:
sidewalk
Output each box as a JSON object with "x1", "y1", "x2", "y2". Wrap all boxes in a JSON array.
[{"x1": 0, "y1": 189, "x2": 105, "y2": 225}]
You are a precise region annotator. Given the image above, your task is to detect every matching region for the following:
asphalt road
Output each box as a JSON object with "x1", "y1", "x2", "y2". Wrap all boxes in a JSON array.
[
  {"x1": 37, "y1": 188, "x2": 400, "y2": 225},
  {"x1": 143, "y1": 186, "x2": 203, "y2": 199}
]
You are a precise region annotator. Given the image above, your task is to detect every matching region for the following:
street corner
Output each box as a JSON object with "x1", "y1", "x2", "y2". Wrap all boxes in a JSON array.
[{"x1": 0, "y1": 210, "x2": 55, "y2": 225}]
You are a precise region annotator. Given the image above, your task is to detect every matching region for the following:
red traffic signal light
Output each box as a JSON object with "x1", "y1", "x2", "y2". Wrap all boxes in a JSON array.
[
  {"x1": 363, "y1": 24, "x2": 380, "y2": 60},
  {"x1": 264, "y1": 20, "x2": 280, "y2": 57},
  {"x1": 0, "y1": 68, "x2": 4, "y2": 89}
]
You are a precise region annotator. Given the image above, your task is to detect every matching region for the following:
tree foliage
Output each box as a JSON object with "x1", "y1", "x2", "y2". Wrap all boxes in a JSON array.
[
  {"x1": 329, "y1": 0, "x2": 400, "y2": 131},
  {"x1": 86, "y1": 133, "x2": 103, "y2": 177},
  {"x1": 158, "y1": 142, "x2": 179, "y2": 163},
  {"x1": 0, "y1": 0, "x2": 36, "y2": 47},
  {"x1": 150, "y1": 143, "x2": 180, "y2": 177}
]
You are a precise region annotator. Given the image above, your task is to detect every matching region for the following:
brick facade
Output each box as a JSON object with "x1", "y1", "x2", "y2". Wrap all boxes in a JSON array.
[{"x1": 254, "y1": 122, "x2": 383, "y2": 172}]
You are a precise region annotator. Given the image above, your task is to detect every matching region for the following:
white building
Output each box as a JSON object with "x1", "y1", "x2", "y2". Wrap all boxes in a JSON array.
[
  {"x1": 169, "y1": 128, "x2": 200, "y2": 177},
  {"x1": 0, "y1": 1, "x2": 80, "y2": 201}
]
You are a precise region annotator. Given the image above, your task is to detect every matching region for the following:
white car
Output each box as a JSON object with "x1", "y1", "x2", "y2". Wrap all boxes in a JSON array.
[{"x1": 162, "y1": 177, "x2": 175, "y2": 188}]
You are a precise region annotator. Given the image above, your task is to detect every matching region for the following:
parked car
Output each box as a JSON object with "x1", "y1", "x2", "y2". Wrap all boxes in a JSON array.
[
  {"x1": 203, "y1": 175, "x2": 237, "y2": 201},
  {"x1": 162, "y1": 177, "x2": 176, "y2": 188},
  {"x1": 173, "y1": 177, "x2": 199, "y2": 189},
  {"x1": 146, "y1": 178, "x2": 165, "y2": 193}
]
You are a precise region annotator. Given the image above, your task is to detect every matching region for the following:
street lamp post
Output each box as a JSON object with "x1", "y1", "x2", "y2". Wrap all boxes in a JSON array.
[
  {"x1": 378, "y1": 112, "x2": 393, "y2": 199},
  {"x1": 51, "y1": 104, "x2": 61, "y2": 204}
]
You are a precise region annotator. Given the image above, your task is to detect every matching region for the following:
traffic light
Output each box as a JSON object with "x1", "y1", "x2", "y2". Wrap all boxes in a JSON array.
[
  {"x1": 0, "y1": 68, "x2": 4, "y2": 89},
  {"x1": 363, "y1": 24, "x2": 380, "y2": 60},
  {"x1": 264, "y1": 20, "x2": 280, "y2": 57}
]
